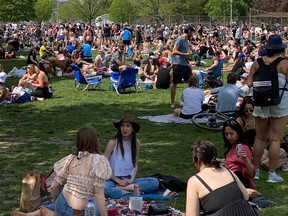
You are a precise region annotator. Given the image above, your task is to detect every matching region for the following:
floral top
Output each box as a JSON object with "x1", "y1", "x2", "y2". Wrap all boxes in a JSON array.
[{"x1": 54, "y1": 153, "x2": 112, "y2": 199}]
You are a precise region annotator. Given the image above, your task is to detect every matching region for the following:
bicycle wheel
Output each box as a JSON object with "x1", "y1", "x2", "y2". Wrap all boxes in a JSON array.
[{"x1": 192, "y1": 113, "x2": 229, "y2": 131}]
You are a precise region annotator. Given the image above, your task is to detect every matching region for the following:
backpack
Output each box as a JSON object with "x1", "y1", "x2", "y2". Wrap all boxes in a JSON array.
[
  {"x1": 150, "y1": 173, "x2": 187, "y2": 192},
  {"x1": 253, "y1": 57, "x2": 286, "y2": 107}
]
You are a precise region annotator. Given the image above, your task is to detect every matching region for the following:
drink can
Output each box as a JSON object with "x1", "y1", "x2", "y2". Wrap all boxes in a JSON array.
[{"x1": 133, "y1": 184, "x2": 141, "y2": 197}]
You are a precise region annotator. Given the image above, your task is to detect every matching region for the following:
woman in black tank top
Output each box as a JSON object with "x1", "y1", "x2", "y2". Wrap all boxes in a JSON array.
[{"x1": 186, "y1": 140, "x2": 258, "y2": 216}]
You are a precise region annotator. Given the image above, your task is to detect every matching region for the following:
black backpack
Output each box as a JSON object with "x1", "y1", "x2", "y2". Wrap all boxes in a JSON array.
[{"x1": 253, "y1": 57, "x2": 286, "y2": 107}]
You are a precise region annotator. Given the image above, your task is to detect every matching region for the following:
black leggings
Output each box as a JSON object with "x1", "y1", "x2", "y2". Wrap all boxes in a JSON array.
[
  {"x1": 234, "y1": 171, "x2": 251, "y2": 188},
  {"x1": 31, "y1": 87, "x2": 51, "y2": 99}
]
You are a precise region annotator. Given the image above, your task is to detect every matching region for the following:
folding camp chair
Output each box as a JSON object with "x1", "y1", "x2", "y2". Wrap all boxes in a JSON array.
[
  {"x1": 124, "y1": 45, "x2": 133, "y2": 58},
  {"x1": 110, "y1": 67, "x2": 138, "y2": 95},
  {"x1": 71, "y1": 64, "x2": 102, "y2": 91},
  {"x1": 202, "y1": 60, "x2": 223, "y2": 89}
]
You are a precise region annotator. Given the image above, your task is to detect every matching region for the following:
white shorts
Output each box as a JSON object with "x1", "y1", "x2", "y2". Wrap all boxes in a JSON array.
[{"x1": 253, "y1": 92, "x2": 288, "y2": 118}]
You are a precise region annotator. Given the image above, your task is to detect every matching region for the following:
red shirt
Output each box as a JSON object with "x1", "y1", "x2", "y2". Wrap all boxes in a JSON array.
[
  {"x1": 225, "y1": 144, "x2": 255, "y2": 189},
  {"x1": 158, "y1": 57, "x2": 167, "y2": 66}
]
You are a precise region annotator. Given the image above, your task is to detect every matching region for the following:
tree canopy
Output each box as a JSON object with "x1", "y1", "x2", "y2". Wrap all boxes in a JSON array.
[
  {"x1": 34, "y1": 0, "x2": 55, "y2": 21},
  {"x1": 0, "y1": 0, "x2": 284, "y2": 24},
  {"x1": 0, "y1": 0, "x2": 36, "y2": 22},
  {"x1": 108, "y1": 0, "x2": 135, "y2": 23}
]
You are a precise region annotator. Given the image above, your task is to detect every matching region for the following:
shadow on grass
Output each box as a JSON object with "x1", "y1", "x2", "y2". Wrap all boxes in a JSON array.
[{"x1": 1, "y1": 78, "x2": 288, "y2": 215}]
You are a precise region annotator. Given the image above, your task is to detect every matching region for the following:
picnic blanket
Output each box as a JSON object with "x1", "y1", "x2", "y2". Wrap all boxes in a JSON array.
[
  {"x1": 115, "y1": 190, "x2": 179, "y2": 200},
  {"x1": 138, "y1": 114, "x2": 193, "y2": 124},
  {"x1": 109, "y1": 198, "x2": 184, "y2": 216}
]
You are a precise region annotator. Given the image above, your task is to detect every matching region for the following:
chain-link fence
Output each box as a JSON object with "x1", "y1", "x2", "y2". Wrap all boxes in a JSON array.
[{"x1": 130, "y1": 13, "x2": 288, "y2": 28}]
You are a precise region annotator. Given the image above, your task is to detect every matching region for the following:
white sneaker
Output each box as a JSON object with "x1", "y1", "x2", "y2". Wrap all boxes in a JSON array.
[
  {"x1": 267, "y1": 172, "x2": 283, "y2": 183},
  {"x1": 254, "y1": 169, "x2": 260, "y2": 180}
]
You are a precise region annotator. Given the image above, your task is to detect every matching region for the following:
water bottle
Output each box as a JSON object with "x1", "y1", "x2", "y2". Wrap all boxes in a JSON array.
[{"x1": 85, "y1": 198, "x2": 96, "y2": 216}]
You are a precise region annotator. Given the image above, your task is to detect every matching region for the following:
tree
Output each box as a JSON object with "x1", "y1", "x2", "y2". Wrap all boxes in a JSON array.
[
  {"x1": 108, "y1": 0, "x2": 136, "y2": 23},
  {"x1": 68, "y1": 0, "x2": 110, "y2": 24},
  {"x1": 58, "y1": 2, "x2": 79, "y2": 23},
  {"x1": 130, "y1": 0, "x2": 208, "y2": 24},
  {"x1": 204, "y1": 0, "x2": 251, "y2": 21},
  {"x1": 253, "y1": 0, "x2": 288, "y2": 12},
  {"x1": 134, "y1": 0, "x2": 164, "y2": 22},
  {"x1": 34, "y1": 0, "x2": 56, "y2": 21},
  {"x1": 0, "y1": 0, "x2": 36, "y2": 22}
]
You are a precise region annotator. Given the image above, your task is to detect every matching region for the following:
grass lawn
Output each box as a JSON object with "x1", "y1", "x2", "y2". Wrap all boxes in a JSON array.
[{"x1": 0, "y1": 53, "x2": 288, "y2": 216}]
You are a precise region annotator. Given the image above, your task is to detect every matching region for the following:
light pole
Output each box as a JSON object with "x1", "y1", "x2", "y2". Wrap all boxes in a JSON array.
[{"x1": 230, "y1": 0, "x2": 233, "y2": 29}]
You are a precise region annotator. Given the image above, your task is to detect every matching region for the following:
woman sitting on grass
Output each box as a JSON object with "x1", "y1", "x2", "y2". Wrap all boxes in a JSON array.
[
  {"x1": 18, "y1": 64, "x2": 38, "y2": 90},
  {"x1": 222, "y1": 119, "x2": 255, "y2": 189},
  {"x1": 142, "y1": 56, "x2": 159, "y2": 83},
  {"x1": 174, "y1": 76, "x2": 205, "y2": 119},
  {"x1": 104, "y1": 114, "x2": 159, "y2": 198},
  {"x1": 186, "y1": 140, "x2": 258, "y2": 216},
  {"x1": 13, "y1": 126, "x2": 112, "y2": 216},
  {"x1": 235, "y1": 97, "x2": 256, "y2": 147},
  {"x1": 30, "y1": 63, "x2": 52, "y2": 101}
]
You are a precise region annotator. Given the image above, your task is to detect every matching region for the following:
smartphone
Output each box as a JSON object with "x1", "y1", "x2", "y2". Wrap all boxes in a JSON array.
[{"x1": 236, "y1": 144, "x2": 243, "y2": 157}]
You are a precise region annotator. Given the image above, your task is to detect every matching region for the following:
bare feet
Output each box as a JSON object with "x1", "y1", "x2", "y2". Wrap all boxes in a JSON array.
[{"x1": 40, "y1": 208, "x2": 56, "y2": 216}]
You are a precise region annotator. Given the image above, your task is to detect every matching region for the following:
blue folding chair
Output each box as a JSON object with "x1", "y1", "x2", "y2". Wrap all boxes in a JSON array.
[
  {"x1": 202, "y1": 60, "x2": 223, "y2": 89},
  {"x1": 71, "y1": 64, "x2": 102, "y2": 91},
  {"x1": 124, "y1": 45, "x2": 133, "y2": 58},
  {"x1": 110, "y1": 67, "x2": 138, "y2": 95}
]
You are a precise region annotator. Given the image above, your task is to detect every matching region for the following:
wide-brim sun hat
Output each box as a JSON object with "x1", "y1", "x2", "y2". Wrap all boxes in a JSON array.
[
  {"x1": 114, "y1": 114, "x2": 140, "y2": 133},
  {"x1": 264, "y1": 35, "x2": 287, "y2": 50},
  {"x1": 0, "y1": 72, "x2": 7, "y2": 83}
]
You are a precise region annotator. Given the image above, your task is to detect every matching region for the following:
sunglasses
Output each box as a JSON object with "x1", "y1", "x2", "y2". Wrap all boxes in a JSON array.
[
  {"x1": 244, "y1": 109, "x2": 254, "y2": 113},
  {"x1": 27, "y1": 66, "x2": 31, "y2": 69},
  {"x1": 224, "y1": 119, "x2": 238, "y2": 126}
]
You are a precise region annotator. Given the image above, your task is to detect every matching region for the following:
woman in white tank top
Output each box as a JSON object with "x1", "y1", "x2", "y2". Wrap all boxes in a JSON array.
[{"x1": 104, "y1": 114, "x2": 159, "y2": 198}]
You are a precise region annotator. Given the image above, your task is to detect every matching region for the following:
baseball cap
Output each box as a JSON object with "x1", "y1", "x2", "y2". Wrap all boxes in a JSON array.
[{"x1": 0, "y1": 72, "x2": 7, "y2": 83}]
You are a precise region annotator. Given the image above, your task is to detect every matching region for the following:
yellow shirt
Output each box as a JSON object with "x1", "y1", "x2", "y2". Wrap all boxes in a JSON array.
[{"x1": 39, "y1": 45, "x2": 47, "y2": 58}]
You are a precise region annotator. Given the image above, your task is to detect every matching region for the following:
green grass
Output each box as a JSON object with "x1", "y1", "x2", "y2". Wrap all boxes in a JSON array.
[{"x1": 0, "y1": 54, "x2": 288, "y2": 215}]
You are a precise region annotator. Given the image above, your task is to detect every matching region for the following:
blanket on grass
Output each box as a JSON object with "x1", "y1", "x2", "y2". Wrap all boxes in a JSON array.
[
  {"x1": 138, "y1": 114, "x2": 193, "y2": 124},
  {"x1": 115, "y1": 190, "x2": 179, "y2": 200}
]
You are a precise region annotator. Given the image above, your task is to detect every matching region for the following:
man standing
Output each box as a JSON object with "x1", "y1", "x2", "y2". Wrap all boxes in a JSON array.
[{"x1": 170, "y1": 25, "x2": 194, "y2": 108}]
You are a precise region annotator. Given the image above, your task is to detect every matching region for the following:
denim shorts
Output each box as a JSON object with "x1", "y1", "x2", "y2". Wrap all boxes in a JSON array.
[
  {"x1": 43, "y1": 192, "x2": 99, "y2": 216},
  {"x1": 253, "y1": 92, "x2": 288, "y2": 118}
]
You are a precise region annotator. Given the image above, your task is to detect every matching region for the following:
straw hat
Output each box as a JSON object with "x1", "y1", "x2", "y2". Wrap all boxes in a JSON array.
[{"x1": 114, "y1": 114, "x2": 140, "y2": 133}]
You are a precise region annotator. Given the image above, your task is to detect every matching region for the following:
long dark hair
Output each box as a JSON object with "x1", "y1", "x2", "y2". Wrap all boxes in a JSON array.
[
  {"x1": 113, "y1": 129, "x2": 137, "y2": 167},
  {"x1": 236, "y1": 97, "x2": 254, "y2": 119},
  {"x1": 191, "y1": 140, "x2": 220, "y2": 169},
  {"x1": 37, "y1": 62, "x2": 49, "y2": 80},
  {"x1": 222, "y1": 119, "x2": 250, "y2": 156}
]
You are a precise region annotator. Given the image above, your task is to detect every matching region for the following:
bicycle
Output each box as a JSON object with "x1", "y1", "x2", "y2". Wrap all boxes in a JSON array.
[{"x1": 192, "y1": 98, "x2": 237, "y2": 131}]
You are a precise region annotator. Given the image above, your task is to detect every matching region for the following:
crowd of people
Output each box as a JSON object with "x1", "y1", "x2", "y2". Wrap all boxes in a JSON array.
[{"x1": 2, "y1": 19, "x2": 288, "y2": 215}]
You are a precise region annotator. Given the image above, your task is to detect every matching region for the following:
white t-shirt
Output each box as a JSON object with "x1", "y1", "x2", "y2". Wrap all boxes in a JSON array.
[
  {"x1": 236, "y1": 81, "x2": 252, "y2": 96},
  {"x1": 181, "y1": 87, "x2": 205, "y2": 115}
]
